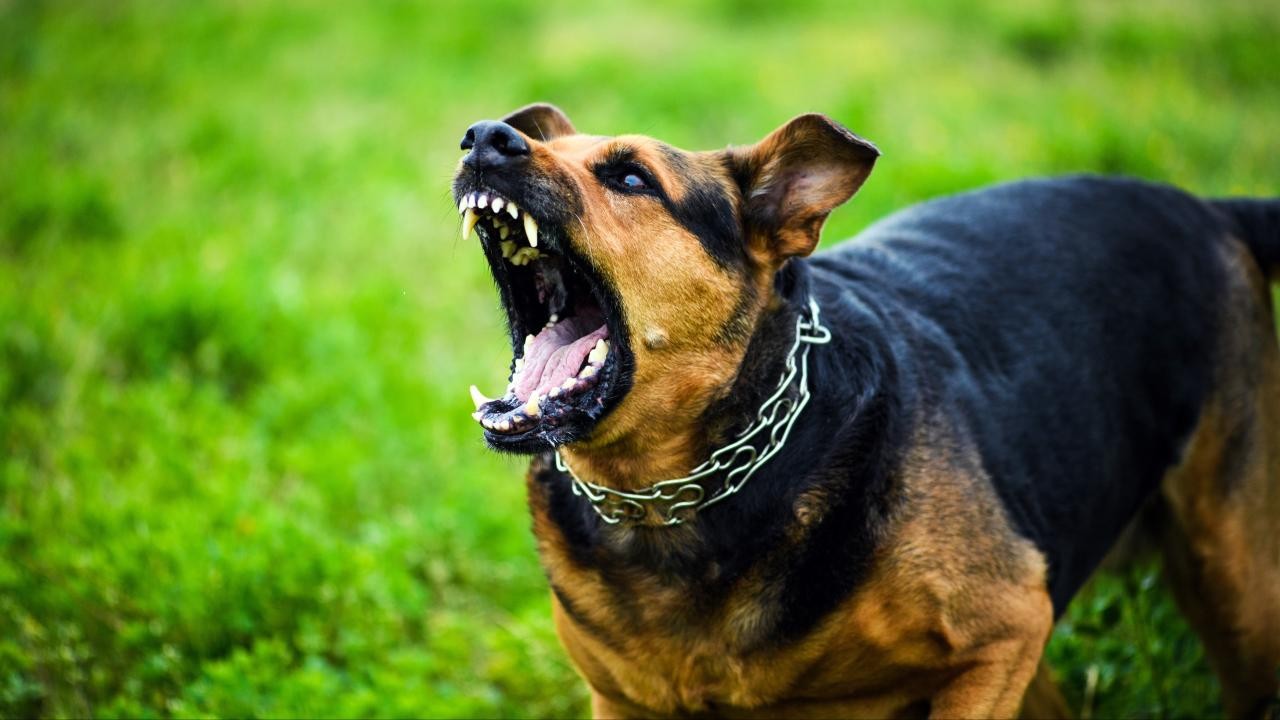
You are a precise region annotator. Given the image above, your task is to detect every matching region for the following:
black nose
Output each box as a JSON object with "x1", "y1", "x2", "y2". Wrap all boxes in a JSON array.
[{"x1": 460, "y1": 120, "x2": 530, "y2": 170}]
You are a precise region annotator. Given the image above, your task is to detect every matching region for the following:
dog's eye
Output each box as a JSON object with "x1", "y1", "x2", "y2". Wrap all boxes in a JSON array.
[{"x1": 596, "y1": 161, "x2": 659, "y2": 195}]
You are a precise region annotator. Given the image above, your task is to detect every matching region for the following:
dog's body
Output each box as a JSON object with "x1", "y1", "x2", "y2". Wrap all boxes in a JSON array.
[{"x1": 454, "y1": 107, "x2": 1280, "y2": 718}]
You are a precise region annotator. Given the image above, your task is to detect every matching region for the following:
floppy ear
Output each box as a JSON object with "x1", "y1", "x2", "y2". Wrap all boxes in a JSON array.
[
  {"x1": 501, "y1": 103, "x2": 577, "y2": 141},
  {"x1": 730, "y1": 114, "x2": 878, "y2": 263}
]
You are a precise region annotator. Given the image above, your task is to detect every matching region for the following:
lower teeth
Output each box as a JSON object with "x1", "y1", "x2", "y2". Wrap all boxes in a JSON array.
[{"x1": 472, "y1": 351, "x2": 608, "y2": 433}]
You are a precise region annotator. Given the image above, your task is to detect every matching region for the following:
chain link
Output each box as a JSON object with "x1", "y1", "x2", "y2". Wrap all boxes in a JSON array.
[{"x1": 554, "y1": 297, "x2": 831, "y2": 526}]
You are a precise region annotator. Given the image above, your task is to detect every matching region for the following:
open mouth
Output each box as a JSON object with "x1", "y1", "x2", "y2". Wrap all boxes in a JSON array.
[{"x1": 458, "y1": 187, "x2": 630, "y2": 451}]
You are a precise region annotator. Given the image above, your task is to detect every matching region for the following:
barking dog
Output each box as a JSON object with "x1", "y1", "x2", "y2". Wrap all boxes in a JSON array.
[{"x1": 453, "y1": 104, "x2": 1280, "y2": 719}]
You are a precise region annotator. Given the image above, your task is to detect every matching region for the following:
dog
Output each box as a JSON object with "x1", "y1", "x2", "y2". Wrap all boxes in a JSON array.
[{"x1": 452, "y1": 103, "x2": 1280, "y2": 718}]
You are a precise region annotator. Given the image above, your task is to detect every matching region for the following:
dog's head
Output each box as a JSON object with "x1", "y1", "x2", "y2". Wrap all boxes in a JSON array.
[{"x1": 454, "y1": 104, "x2": 877, "y2": 454}]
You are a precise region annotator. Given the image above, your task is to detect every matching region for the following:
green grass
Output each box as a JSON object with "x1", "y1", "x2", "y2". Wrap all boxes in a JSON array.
[{"x1": 2, "y1": 0, "x2": 1277, "y2": 717}]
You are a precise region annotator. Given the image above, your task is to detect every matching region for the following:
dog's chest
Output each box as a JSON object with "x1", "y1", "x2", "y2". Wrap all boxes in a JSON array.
[{"x1": 541, "y1": 540, "x2": 955, "y2": 715}]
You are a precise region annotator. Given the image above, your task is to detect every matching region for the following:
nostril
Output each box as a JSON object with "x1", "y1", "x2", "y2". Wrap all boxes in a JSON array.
[
  {"x1": 491, "y1": 125, "x2": 529, "y2": 157},
  {"x1": 460, "y1": 120, "x2": 530, "y2": 167}
]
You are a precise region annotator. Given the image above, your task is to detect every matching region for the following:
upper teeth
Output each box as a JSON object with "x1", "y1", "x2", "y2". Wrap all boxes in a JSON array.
[
  {"x1": 523, "y1": 213, "x2": 538, "y2": 248},
  {"x1": 458, "y1": 190, "x2": 544, "y2": 260},
  {"x1": 461, "y1": 208, "x2": 479, "y2": 240},
  {"x1": 458, "y1": 190, "x2": 515, "y2": 218}
]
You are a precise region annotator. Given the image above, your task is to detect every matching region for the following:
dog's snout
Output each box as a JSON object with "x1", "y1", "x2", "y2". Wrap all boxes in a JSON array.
[{"x1": 461, "y1": 120, "x2": 530, "y2": 170}]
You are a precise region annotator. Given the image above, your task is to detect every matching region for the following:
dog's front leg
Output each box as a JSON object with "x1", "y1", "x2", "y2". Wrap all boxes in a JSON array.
[
  {"x1": 928, "y1": 637, "x2": 1048, "y2": 720},
  {"x1": 589, "y1": 691, "x2": 632, "y2": 720},
  {"x1": 590, "y1": 689, "x2": 671, "y2": 720}
]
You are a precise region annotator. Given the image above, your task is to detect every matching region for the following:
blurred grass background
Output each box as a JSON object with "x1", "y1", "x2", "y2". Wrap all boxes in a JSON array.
[{"x1": 2, "y1": 0, "x2": 1277, "y2": 717}]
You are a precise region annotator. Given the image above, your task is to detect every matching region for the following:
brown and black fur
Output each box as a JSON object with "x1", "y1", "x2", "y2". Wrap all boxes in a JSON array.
[{"x1": 453, "y1": 104, "x2": 1280, "y2": 718}]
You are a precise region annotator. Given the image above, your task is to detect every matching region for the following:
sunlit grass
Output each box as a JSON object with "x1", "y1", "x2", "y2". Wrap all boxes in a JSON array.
[{"x1": 2, "y1": 0, "x2": 1277, "y2": 716}]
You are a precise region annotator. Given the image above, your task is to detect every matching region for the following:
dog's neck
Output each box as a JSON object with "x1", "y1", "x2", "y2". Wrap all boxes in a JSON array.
[
  {"x1": 556, "y1": 265, "x2": 815, "y2": 501},
  {"x1": 538, "y1": 258, "x2": 904, "y2": 595}
]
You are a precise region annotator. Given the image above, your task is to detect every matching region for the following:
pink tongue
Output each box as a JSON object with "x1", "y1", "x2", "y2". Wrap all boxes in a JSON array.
[{"x1": 514, "y1": 317, "x2": 608, "y2": 402}]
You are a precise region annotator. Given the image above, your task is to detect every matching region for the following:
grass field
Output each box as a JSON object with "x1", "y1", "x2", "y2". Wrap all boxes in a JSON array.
[{"x1": 2, "y1": 0, "x2": 1278, "y2": 717}]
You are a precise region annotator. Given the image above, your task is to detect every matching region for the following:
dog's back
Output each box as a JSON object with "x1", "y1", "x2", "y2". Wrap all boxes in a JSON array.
[
  {"x1": 813, "y1": 176, "x2": 1280, "y2": 716},
  {"x1": 813, "y1": 176, "x2": 1227, "y2": 608}
]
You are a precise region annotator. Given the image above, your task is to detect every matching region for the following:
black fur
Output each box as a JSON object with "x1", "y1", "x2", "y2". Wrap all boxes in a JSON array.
[
  {"x1": 533, "y1": 175, "x2": 1258, "y2": 647},
  {"x1": 1212, "y1": 197, "x2": 1280, "y2": 275},
  {"x1": 667, "y1": 178, "x2": 749, "y2": 272},
  {"x1": 659, "y1": 145, "x2": 749, "y2": 272},
  {"x1": 822, "y1": 176, "x2": 1228, "y2": 613}
]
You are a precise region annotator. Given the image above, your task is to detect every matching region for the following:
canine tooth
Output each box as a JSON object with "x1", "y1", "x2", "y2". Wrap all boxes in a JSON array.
[
  {"x1": 462, "y1": 208, "x2": 480, "y2": 239},
  {"x1": 499, "y1": 225, "x2": 510, "y2": 240},
  {"x1": 492, "y1": 197, "x2": 504, "y2": 213},
  {"x1": 507, "y1": 202, "x2": 519, "y2": 219},
  {"x1": 524, "y1": 393, "x2": 542, "y2": 418},
  {"x1": 588, "y1": 339, "x2": 608, "y2": 364},
  {"x1": 523, "y1": 213, "x2": 538, "y2": 248},
  {"x1": 500, "y1": 240, "x2": 516, "y2": 259},
  {"x1": 469, "y1": 384, "x2": 493, "y2": 410},
  {"x1": 478, "y1": 193, "x2": 489, "y2": 209}
]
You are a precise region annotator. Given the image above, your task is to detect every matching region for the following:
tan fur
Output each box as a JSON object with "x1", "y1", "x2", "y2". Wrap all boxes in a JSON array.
[
  {"x1": 1157, "y1": 236, "x2": 1280, "y2": 719},
  {"x1": 527, "y1": 135, "x2": 763, "y2": 490},
  {"x1": 515, "y1": 117, "x2": 1068, "y2": 717},
  {"x1": 1019, "y1": 661, "x2": 1073, "y2": 719},
  {"x1": 534, "y1": 416, "x2": 1055, "y2": 718},
  {"x1": 509, "y1": 117, "x2": 873, "y2": 494},
  {"x1": 730, "y1": 114, "x2": 877, "y2": 263}
]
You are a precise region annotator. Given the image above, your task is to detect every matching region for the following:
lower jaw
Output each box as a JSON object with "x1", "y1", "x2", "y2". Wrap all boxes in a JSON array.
[
  {"x1": 474, "y1": 367, "x2": 606, "y2": 436},
  {"x1": 480, "y1": 400, "x2": 606, "y2": 452},
  {"x1": 471, "y1": 337, "x2": 619, "y2": 449}
]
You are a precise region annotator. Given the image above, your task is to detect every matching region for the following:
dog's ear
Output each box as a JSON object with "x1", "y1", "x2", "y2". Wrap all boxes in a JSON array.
[
  {"x1": 501, "y1": 103, "x2": 576, "y2": 142},
  {"x1": 729, "y1": 114, "x2": 878, "y2": 263}
]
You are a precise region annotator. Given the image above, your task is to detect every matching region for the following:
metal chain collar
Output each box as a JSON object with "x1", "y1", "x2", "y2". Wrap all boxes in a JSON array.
[{"x1": 554, "y1": 296, "x2": 832, "y2": 527}]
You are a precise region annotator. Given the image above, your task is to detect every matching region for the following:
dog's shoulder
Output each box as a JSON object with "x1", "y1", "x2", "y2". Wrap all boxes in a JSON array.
[{"x1": 809, "y1": 174, "x2": 1235, "y2": 611}]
